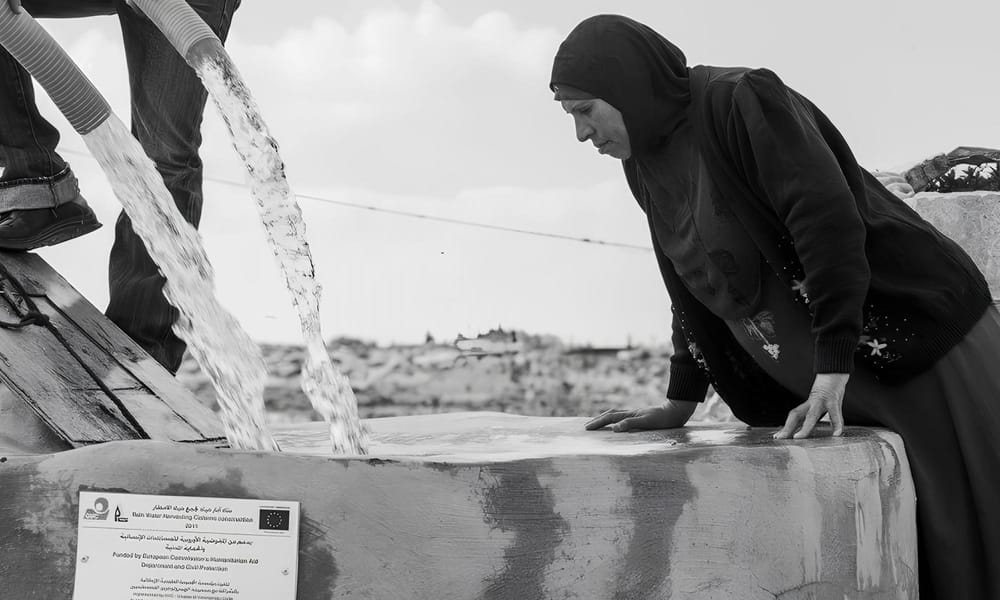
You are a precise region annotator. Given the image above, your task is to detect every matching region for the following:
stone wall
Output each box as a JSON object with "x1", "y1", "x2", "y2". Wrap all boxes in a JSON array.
[{"x1": 905, "y1": 191, "x2": 1000, "y2": 295}]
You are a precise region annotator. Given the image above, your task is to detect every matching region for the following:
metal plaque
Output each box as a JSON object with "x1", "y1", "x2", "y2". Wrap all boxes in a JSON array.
[{"x1": 73, "y1": 491, "x2": 299, "y2": 600}]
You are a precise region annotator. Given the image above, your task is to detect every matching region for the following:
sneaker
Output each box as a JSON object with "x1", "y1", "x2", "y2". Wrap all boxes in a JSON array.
[{"x1": 0, "y1": 196, "x2": 102, "y2": 251}]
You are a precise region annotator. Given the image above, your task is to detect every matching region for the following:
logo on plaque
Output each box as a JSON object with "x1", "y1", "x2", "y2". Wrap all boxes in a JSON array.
[
  {"x1": 259, "y1": 508, "x2": 291, "y2": 531},
  {"x1": 113, "y1": 505, "x2": 128, "y2": 523},
  {"x1": 82, "y1": 497, "x2": 109, "y2": 521}
]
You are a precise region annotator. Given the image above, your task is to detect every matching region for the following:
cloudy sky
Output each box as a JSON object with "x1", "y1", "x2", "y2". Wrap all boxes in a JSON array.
[{"x1": 30, "y1": 0, "x2": 1000, "y2": 347}]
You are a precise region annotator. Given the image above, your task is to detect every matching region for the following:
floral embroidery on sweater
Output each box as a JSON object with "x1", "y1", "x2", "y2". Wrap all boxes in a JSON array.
[
  {"x1": 857, "y1": 311, "x2": 903, "y2": 365},
  {"x1": 739, "y1": 310, "x2": 780, "y2": 361},
  {"x1": 791, "y1": 279, "x2": 810, "y2": 304},
  {"x1": 688, "y1": 341, "x2": 710, "y2": 372}
]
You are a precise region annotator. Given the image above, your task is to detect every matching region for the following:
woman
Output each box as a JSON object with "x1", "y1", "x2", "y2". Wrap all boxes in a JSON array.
[{"x1": 552, "y1": 14, "x2": 999, "y2": 598}]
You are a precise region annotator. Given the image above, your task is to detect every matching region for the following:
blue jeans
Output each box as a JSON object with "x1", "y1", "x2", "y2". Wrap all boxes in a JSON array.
[{"x1": 0, "y1": 0, "x2": 241, "y2": 373}]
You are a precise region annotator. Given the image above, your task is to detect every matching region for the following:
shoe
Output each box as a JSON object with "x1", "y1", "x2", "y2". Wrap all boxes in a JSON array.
[{"x1": 0, "y1": 196, "x2": 102, "y2": 251}]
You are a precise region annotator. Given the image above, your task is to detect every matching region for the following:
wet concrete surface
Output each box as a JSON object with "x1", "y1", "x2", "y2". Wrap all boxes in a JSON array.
[{"x1": 1, "y1": 412, "x2": 918, "y2": 599}]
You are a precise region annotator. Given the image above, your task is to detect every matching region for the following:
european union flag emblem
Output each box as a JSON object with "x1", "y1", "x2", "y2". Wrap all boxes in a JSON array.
[{"x1": 259, "y1": 508, "x2": 290, "y2": 531}]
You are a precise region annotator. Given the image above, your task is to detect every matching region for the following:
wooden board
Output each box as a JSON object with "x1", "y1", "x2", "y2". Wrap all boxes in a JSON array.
[{"x1": 0, "y1": 251, "x2": 225, "y2": 446}]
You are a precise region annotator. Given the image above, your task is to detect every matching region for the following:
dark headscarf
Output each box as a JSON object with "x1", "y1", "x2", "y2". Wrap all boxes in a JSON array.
[
  {"x1": 550, "y1": 15, "x2": 690, "y2": 156},
  {"x1": 550, "y1": 15, "x2": 762, "y2": 320}
]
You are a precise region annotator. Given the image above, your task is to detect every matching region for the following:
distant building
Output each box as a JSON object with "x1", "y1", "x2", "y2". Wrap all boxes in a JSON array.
[{"x1": 454, "y1": 327, "x2": 523, "y2": 357}]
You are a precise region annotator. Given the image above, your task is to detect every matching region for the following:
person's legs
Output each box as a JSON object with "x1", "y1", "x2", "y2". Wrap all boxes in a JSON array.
[
  {"x1": 0, "y1": 0, "x2": 113, "y2": 248},
  {"x1": 0, "y1": 42, "x2": 64, "y2": 185},
  {"x1": 106, "y1": 0, "x2": 239, "y2": 373},
  {"x1": 17, "y1": 0, "x2": 115, "y2": 18}
]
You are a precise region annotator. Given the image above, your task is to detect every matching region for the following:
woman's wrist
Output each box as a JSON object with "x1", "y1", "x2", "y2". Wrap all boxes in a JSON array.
[{"x1": 664, "y1": 398, "x2": 698, "y2": 425}]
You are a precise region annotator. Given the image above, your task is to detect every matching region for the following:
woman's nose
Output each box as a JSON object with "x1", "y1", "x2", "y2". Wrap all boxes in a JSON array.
[{"x1": 574, "y1": 119, "x2": 592, "y2": 142}]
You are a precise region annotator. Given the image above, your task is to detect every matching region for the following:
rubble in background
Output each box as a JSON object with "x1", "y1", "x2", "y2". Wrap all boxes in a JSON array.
[
  {"x1": 177, "y1": 331, "x2": 736, "y2": 425},
  {"x1": 901, "y1": 146, "x2": 999, "y2": 193}
]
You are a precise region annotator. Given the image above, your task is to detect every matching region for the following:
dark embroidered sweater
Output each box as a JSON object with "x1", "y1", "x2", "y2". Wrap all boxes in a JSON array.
[{"x1": 626, "y1": 66, "x2": 991, "y2": 421}]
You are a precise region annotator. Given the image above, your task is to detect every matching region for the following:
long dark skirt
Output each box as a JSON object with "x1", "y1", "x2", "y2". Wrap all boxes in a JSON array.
[
  {"x1": 843, "y1": 306, "x2": 1000, "y2": 599},
  {"x1": 729, "y1": 276, "x2": 1000, "y2": 598}
]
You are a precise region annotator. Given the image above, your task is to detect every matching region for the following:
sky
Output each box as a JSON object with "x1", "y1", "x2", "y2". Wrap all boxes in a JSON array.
[{"x1": 27, "y1": 0, "x2": 1000, "y2": 347}]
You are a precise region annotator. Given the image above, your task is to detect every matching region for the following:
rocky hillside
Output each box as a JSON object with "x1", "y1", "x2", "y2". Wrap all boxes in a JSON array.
[{"x1": 176, "y1": 330, "x2": 736, "y2": 425}]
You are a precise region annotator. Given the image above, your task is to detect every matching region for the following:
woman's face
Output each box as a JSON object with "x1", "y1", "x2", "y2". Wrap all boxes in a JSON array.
[{"x1": 560, "y1": 98, "x2": 632, "y2": 160}]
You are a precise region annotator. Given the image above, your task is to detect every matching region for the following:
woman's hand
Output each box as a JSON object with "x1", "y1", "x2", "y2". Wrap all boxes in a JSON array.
[
  {"x1": 773, "y1": 373, "x2": 849, "y2": 439},
  {"x1": 6, "y1": 0, "x2": 22, "y2": 14},
  {"x1": 585, "y1": 399, "x2": 697, "y2": 432}
]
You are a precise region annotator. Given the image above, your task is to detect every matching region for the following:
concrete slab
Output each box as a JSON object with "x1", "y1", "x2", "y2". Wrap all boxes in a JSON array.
[{"x1": 0, "y1": 412, "x2": 917, "y2": 599}]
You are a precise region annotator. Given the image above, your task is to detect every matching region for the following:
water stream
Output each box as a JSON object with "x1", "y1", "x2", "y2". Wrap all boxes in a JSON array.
[
  {"x1": 85, "y1": 115, "x2": 277, "y2": 452},
  {"x1": 193, "y1": 51, "x2": 368, "y2": 455}
]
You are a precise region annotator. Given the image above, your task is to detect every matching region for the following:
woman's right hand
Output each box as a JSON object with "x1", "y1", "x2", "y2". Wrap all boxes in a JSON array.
[{"x1": 585, "y1": 399, "x2": 698, "y2": 432}]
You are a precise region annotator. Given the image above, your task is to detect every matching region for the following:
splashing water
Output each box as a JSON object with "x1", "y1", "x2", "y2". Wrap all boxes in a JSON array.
[
  {"x1": 193, "y1": 50, "x2": 368, "y2": 455},
  {"x1": 85, "y1": 115, "x2": 277, "y2": 452}
]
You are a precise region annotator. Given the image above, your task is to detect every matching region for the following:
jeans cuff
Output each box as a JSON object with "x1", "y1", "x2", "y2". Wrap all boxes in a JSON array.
[{"x1": 0, "y1": 167, "x2": 80, "y2": 211}]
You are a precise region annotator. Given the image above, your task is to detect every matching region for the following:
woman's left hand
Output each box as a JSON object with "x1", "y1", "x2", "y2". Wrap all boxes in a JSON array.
[{"x1": 773, "y1": 373, "x2": 849, "y2": 439}]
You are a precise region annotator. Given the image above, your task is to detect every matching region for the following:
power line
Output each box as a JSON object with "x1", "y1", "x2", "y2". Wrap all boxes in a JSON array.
[{"x1": 58, "y1": 147, "x2": 654, "y2": 253}]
